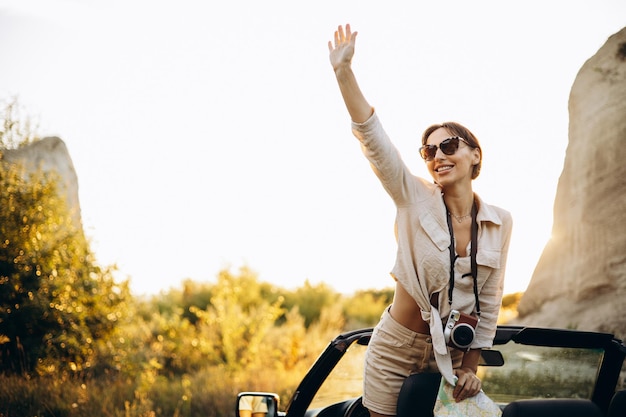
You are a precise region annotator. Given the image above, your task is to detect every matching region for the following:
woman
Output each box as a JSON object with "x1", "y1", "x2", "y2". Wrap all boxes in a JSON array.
[{"x1": 328, "y1": 24, "x2": 512, "y2": 417}]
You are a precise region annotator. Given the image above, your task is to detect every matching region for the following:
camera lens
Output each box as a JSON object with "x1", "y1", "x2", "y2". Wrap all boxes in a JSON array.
[{"x1": 452, "y1": 324, "x2": 475, "y2": 348}]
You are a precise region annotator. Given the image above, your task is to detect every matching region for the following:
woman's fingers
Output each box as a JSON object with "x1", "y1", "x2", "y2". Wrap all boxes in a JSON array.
[
  {"x1": 330, "y1": 24, "x2": 356, "y2": 50},
  {"x1": 344, "y1": 23, "x2": 351, "y2": 41},
  {"x1": 453, "y1": 370, "x2": 482, "y2": 402},
  {"x1": 328, "y1": 24, "x2": 357, "y2": 69},
  {"x1": 337, "y1": 25, "x2": 343, "y2": 45}
]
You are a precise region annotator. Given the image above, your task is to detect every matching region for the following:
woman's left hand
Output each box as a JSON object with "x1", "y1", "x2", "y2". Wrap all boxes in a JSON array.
[{"x1": 453, "y1": 367, "x2": 482, "y2": 402}]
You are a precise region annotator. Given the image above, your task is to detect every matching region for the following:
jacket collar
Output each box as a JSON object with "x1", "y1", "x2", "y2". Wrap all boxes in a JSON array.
[{"x1": 474, "y1": 193, "x2": 503, "y2": 226}]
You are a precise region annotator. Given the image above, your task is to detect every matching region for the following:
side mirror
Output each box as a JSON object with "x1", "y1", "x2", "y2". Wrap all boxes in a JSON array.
[
  {"x1": 237, "y1": 392, "x2": 279, "y2": 417},
  {"x1": 479, "y1": 349, "x2": 504, "y2": 367}
]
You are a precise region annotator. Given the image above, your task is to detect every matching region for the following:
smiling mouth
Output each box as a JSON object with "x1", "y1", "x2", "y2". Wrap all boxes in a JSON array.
[{"x1": 436, "y1": 165, "x2": 453, "y2": 173}]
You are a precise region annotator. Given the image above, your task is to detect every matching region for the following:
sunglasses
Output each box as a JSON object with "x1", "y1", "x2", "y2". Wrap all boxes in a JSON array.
[{"x1": 419, "y1": 136, "x2": 471, "y2": 161}]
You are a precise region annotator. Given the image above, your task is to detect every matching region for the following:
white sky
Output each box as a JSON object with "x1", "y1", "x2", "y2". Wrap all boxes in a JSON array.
[{"x1": 1, "y1": 0, "x2": 624, "y2": 296}]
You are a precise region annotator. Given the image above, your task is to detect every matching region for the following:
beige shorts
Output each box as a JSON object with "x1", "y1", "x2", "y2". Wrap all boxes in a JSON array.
[{"x1": 362, "y1": 307, "x2": 463, "y2": 416}]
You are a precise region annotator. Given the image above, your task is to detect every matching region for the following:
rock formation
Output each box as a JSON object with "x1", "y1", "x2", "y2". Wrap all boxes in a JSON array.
[
  {"x1": 516, "y1": 27, "x2": 626, "y2": 339},
  {"x1": 2, "y1": 136, "x2": 82, "y2": 228}
]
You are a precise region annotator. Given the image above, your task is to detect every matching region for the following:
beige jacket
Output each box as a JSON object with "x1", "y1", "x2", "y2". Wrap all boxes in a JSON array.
[{"x1": 352, "y1": 113, "x2": 512, "y2": 380}]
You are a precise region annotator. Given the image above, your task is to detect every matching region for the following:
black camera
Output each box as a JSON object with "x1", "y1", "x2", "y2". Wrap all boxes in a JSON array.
[{"x1": 444, "y1": 309, "x2": 478, "y2": 351}]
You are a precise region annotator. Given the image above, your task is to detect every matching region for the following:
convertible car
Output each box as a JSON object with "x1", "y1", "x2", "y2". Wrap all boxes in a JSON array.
[{"x1": 237, "y1": 325, "x2": 626, "y2": 417}]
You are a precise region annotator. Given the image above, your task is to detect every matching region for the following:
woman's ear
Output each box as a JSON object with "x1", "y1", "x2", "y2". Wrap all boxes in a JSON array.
[{"x1": 472, "y1": 148, "x2": 481, "y2": 165}]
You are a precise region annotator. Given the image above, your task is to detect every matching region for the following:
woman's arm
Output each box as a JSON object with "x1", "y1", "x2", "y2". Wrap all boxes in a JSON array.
[
  {"x1": 453, "y1": 349, "x2": 482, "y2": 401},
  {"x1": 328, "y1": 24, "x2": 373, "y2": 123}
]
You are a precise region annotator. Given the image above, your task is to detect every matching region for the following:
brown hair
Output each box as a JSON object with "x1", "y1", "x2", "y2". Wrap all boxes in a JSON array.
[{"x1": 421, "y1": 121, "x2": 482, "y2": 179}]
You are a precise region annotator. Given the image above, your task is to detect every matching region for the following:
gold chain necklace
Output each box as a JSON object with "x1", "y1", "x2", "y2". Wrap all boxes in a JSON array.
[{"x1": 449, "y1": 212, "x2": 471, "y2": 223}]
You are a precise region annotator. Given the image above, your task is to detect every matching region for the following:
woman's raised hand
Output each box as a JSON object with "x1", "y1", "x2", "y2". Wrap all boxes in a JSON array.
[{"x1": 328, "y1": 24, "x2": 358, "y2": 72}]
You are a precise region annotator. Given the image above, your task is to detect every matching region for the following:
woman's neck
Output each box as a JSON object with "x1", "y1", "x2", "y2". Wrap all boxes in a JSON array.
[{"x1": 442, "y1": 188, "x2": 474, "y2": 218}]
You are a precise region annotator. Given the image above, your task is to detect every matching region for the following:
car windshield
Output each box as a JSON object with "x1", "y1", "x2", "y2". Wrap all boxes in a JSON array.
[
  {"x1": 308, "y1": 337, "x2": 605, "y2": 411},
  {"x1": 310, "y1": 341, "x2": 367, "y2": 410},
  {"x1": 482, "y1": 343, "x2": 604, "y2": 403}
]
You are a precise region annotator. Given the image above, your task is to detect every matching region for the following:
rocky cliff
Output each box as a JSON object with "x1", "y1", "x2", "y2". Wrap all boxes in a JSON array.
[
  {"x1": 2, "y1": 136, "x2": 82, "y2": 228},
  {"x1": 516, "y1": 27, "x2": 626, "y2": 338}
]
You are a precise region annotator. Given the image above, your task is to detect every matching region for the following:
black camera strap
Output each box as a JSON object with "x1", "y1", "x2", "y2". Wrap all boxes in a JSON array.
[{"x1": 445, "y1": 199, "x2": 481, "y2": 318}]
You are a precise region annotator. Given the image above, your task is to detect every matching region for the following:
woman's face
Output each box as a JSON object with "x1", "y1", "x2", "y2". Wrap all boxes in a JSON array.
[{"x1": 424, "y1": 127, "x2": 480, "y2": 188}]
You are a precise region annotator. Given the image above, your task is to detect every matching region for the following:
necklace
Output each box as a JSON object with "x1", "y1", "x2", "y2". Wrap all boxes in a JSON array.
[{"x1": 449, "y1": 212, "x2": 471, "y2": 223}]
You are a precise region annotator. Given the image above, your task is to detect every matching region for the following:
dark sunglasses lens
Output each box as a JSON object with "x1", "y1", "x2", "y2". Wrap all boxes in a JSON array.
[{"x1": 439, "y1": 137, "x2": 460, "y2": 155}]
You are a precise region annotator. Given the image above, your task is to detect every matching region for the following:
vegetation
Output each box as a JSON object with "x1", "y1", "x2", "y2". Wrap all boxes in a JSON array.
[
  {"x1": 0, "y1": 261, "x2": 390, "y2": 417},
  {"x1": 0, "y1": 161, "x2": 129, "y2": 377},
  {"x1": 0, "y1": 97, "x2": 38, "y2": 150}
]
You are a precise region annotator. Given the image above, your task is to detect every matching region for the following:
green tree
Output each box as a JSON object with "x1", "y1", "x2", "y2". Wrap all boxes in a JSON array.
[
  {"x1": 191, "y1": 267, "x2": 285, "y2": 372},
  {"x1": 0, "y1": 102, "x2": 130, "y2": 377},
  {"x1": 343, "y1": 288, "x2": 393, "y2": 329},
  {"x1": 282, "y1": 280, "x2": 340, "y2": 327}
]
